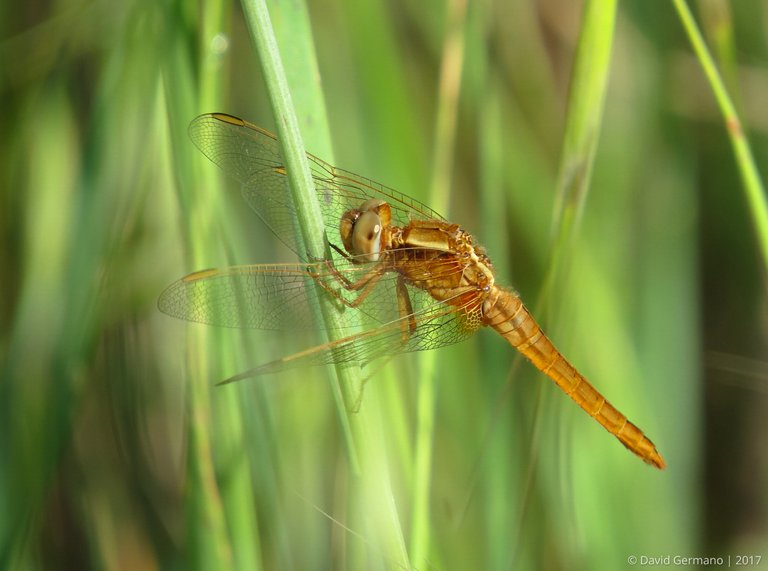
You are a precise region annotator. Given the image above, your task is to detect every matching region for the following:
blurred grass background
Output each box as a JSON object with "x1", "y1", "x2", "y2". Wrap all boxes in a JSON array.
[{"x1": 1, "y1": 0, "x2": 767, "y2": 569}]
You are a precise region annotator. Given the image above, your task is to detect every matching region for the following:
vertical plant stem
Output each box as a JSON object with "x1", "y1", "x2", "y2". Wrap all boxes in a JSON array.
[
  {"x1": 240, "y1": 0, "x2": 410, "y2": 566},
  {"x1": 164, "y1": 33, "x2": 236, "y2": 571},
  {"x1": 550, "y1": 0, "x2": 617, "y2": 238},
  {"x1": 673, "y1": 0, "x2": 768, "y2": 270},
  {"x1": 193, "y1": 1, "x2": 265, "y2": 568},
  {"x1": 544, "y1": 0, "x2": 617, "y2": 310},
  {"x1": 239, "y1": 1, "x2": 328, "y2": 260},
  {"x1": 239, "y1": 0, "x2": 361, "y2": 471},
  {"x1": 514, "y1": 0, "x2": 618, "y2": 556},
  {"x1": 411, "y1": 0, "x2": 468, "y2": 567}
]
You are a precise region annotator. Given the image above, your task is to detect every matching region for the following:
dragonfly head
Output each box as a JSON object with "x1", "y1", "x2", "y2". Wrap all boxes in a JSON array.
[{"x1": 340, "y1": 199, "x2": 391, "y2": 263}]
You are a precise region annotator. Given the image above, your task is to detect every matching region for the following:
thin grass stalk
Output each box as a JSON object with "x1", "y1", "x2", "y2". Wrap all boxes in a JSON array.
[
  {"x1": 699, "y1": 0, "x2": 741, "y2": 109},
  {"x1": 238, "y1": 0, "x2": 363, "y2": 470},
  {"x1": 162, "y1": 12, "x2": 233, "y2": 567},
  {"x1": 549, "y1": 0, "x2": 618, "y2": 280},
  {"x1": 535, "y1": 0, "x2": 618, "y2": 428},
  {"x1": 239, "y1": 0, "x2": 329, "y2": 259},
  {"x1": 192, "y1": 0, "x2": 265, "y2": 568},
  {"x1": 3, "y1": 94, "x2": 79, "y2": 571},
  {"x1": 673, "y1": 0, "x2": 768, "y2": 271},
  {"x1": 510, "y1": 0, "x2": 618, "y2": 561},
  {"x1": 240, "y1": 0, "x2": 410, "y2": 565},
  {"x1": 478, "y1": 79, "x2": 519, "y2": 570},
  {"x1": 411, "y1": 0, "x2": 468, "y2": 566}
]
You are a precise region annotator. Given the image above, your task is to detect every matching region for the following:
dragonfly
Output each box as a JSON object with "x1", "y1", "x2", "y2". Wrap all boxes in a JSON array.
[{"x1": 159, "y1": 113, "x2": 666, "y2": 469}]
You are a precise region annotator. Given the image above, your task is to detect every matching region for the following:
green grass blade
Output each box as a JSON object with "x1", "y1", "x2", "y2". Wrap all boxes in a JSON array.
[
  {"x1": 163, "y1": 14, "x2": 234, "y2": 569},
  {"x1": 239, "y1": 0, "x2": 331, "y2": 260},
  {"x1": 550, "y1": 0, "x2": 618, "y2": 262},
  {"x1": 240, "y1": 0, "x2": 410, "y2": 566},
  {"x1": 533, "y1": 0, "x2": 619, "y2": 392},
  {"x1": 673, "y1": 0, "x2": 768, "y2": 270},
  {"x1": 516, "y1": 0, "x2": 619, "y2": 557},
  {"x1": 239, "y1": 0, "x2": 363, "y2": 475},
  {"x1": 411, "y1": 0, "x2": 469, "y2": 566}
]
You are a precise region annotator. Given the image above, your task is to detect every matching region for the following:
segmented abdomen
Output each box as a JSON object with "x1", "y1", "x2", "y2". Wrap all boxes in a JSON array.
[{"x1": 483, "y1": 287, "x2": 665, "y2": 469}]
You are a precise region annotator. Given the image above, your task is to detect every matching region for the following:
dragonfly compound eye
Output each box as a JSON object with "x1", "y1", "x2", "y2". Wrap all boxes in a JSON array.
[{"x1": 350, "y1": 210, "x2": 382, "y2": 262}]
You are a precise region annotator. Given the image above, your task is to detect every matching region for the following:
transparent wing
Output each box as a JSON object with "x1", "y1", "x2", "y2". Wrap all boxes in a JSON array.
[
  {"x1": 157, "y1": 254, "x2": 472, "y2": 334},
  {"x1": 158, "y1": 264, "x2": 323, "y2": 330},
  {"x1": 188, "y1": 113, "x2": 444, "y2": 258}
]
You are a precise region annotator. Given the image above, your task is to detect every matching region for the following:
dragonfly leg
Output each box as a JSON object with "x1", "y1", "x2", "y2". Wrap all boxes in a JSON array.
[
  {"x1": 329, "y1": 242, "x2": 350, "y2": 260},
  {"x1": 310, "y1": 256, "x2": 369, "y2": 290},
  {"x1": 310, "y1": 263, "x2": 387, "y2": 309},
  {"x1": 396, "y1": 275, "x2": 417, "y2": 342},
  {"x1": 306, "y1": 242, "x2": 348, "y2": 264},
  {"x1": 348, "y1": 353, "x2": 397, "y2": 413},
  {"x1": 350, "y1": 370, "x2": 373, "y2": 413}
]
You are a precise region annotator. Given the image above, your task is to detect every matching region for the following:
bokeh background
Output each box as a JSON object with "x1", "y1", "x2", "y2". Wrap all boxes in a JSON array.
[{"x1": 2, "y1": 0, "x2": 767, "y2": 569}]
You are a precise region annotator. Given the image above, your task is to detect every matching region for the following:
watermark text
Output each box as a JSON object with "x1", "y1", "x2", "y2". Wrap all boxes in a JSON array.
[{"x1": 626, "y1": 554, "x2": 762, "y2": 567}]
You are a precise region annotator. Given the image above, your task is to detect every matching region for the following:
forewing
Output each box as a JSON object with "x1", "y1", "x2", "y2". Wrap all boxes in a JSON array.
[
  {"x1": 158, "y1": 264, "x2": 323, "y2": 330},
  {"x1": 157, "y1": 258, "x2": 408, "y2": 331},
  {"x1": 157, "y1": 254, "x2": 466, "y2": 332},
  {"x1": 188, "y1": 113, "x2": 444, "y2": 257},
  {"x1": 158, "y1": 261, "x2": 408, "y2": 331}
]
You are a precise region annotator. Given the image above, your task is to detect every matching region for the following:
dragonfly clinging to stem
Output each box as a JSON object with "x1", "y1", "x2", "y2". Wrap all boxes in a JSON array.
[{"x1": 159, "y1": 113, "x2": 666, "y2": 469}]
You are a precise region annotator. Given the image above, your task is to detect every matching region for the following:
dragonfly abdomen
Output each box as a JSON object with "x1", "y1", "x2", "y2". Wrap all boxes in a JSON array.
[{"x1": 483, "y1": 288, "x2": 665, "y2": 469}]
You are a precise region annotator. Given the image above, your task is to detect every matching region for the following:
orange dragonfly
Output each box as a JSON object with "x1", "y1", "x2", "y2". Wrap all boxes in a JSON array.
[{"x1": 159, "y1": 113, "x2": 665, "y2": 469}]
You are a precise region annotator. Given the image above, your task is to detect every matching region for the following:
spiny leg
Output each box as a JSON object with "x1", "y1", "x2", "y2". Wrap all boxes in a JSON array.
[
  {"x1": 395, "y1": 274, "x2": 417, "y2": 341},
  {"x1": 308, "y1": 261, "x2": 388, "y2": 309},
  {"x1": 351, "y1": 274, "x2": 419, "y2": 411}
]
